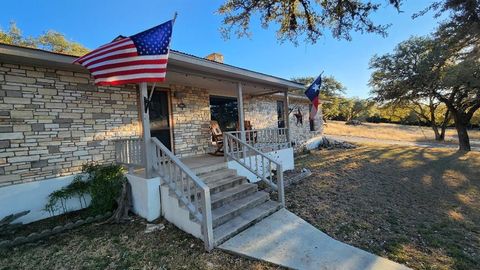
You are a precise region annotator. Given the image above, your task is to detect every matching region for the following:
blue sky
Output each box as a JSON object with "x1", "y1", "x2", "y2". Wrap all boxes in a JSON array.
[{"x1": 2, "y1": 0, "x2": 441, "y2": 98}]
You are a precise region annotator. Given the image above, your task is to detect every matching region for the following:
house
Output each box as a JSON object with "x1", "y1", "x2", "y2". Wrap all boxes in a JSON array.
[{"x1": 0, "y1": 43, "x2": 323, "y2": 250}]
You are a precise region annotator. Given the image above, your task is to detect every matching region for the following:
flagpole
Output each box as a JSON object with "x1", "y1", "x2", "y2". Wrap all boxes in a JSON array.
[{"x1": 140, "y1": 15, "x2": 177, "y2": 178}]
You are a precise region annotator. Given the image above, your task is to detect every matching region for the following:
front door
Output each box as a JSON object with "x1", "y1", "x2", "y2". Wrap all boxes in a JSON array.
[{"x1": 149, "y1": 89, "x2": 172, "y2": 150}]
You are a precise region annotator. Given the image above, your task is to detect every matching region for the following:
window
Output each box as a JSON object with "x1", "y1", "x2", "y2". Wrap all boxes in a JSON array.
[
  {"x1": 277, "y1": 101, "x2": 285, "y2": 128},
  {"x1": 210, "y1": 96, "x2": 238, "y2": 132}
]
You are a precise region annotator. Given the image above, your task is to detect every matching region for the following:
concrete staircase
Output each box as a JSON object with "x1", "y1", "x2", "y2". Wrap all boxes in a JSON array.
[{"x1": 192, "y1": 164, "x2": 281, "y2": 246}]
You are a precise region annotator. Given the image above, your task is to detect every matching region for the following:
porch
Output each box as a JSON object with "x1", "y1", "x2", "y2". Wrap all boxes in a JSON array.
[{"x1": 114, "y1": 126, "x2": 293, "y2": 251}]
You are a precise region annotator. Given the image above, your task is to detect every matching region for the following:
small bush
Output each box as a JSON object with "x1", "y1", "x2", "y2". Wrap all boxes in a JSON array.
[{"x1": 45, "y1": 163, "x2": 126, "y2": 215}]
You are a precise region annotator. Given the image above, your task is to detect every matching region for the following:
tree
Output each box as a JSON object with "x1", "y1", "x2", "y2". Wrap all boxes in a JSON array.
[
  {"x1": 370, "y1": 28, "x2": 480, "y2": 150},
  {"x1": 0, "y1": 21, "x2": 37, "y2": 48},
  {"x1": 0, "y1": 22, "x2": 89, "y2": 56},
  {"x1": 38, "y1": 30, "x2": 90, "y2": 56},
  {"x1": 410, "y1": 98, "x2": 451, "y2": 141},
  {"x1": 218, "y1": 0, "x2": 478, "y2": 44}
]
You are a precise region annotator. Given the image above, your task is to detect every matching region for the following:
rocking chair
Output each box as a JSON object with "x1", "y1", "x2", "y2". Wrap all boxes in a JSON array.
[{"x1": 209, "y1": 120, "x2": 224, "y2": 156}]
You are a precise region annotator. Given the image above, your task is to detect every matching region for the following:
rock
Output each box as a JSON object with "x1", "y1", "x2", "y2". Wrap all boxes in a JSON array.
[
  {"x1": 12, "y1": 236, "x2": 27, "y2": 245},
  {"x1": 144, "y1": 223, "x2": 165, "y2": 234},
  {"x1": 52, "y1": 225, "x2": 64, "y2": 233},
  {"x1": 74, "y1": 219, "x2": 85, "y2": 226},
  {"x1": 345, "y1": 120, "x2": 362, "y2": 126},
  {"x1": 317, "y1": 137, "x2": 356, "y2": 150},
  {"x1": 0, "y1": 240, "x2": 11, "y2": 248}
]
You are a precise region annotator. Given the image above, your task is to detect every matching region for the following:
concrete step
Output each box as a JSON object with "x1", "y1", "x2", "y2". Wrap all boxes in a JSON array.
[
  {"x1": 211, "y1": 183, "x2": 257, "y2": 209},
  {"x1": 212, "y1": 191, "x2": 269, "y2": 228},
  {"x1": 191, "y1": 162, "x2": 227, "y2": 175},
  {"x1": 213, "y1": 200, "x2": 280, "y2": 246},
  {"x1": 201, "y1": 169, "x2": 237, "y2": 183},
  {"x1": 207, "y1": 176, "x2": 247, "y2": 194}
]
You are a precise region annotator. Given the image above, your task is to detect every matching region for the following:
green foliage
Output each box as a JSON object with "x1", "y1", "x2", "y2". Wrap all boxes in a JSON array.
[
  {"x1": 45, "y1": 163, "x2": 126, "y2": 216},
  {"x1": 218, "y1": 0, "x2": 402, "y2": 44},
  {"x1": 38, "y1": 30, "x2": 90, "y2": 56},
  {"x1": 218, "y1": 0, "x2": 478, "y2": 44},
  {"x1": 0, "y1": 21, "x2": 37, "y2": 48},
  {"x1": 0, "y1": 21, "x2": 89, "y2": 56},
  {"x1": 83, "y1": 163, "x2": 126, "y2": 214}
]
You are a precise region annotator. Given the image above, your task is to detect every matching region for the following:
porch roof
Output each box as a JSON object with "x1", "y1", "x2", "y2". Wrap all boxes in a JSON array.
[{"x1": 0, "y1": 43, "x2": 304, "y2": 93}]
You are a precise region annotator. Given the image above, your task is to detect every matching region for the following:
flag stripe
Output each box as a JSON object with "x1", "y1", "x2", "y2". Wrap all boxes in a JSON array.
[
  {"x1": 87, "y1": 55, "x2": 168, "y2": 69},
  {"x1": 83, "y1": 52, "x2": 140, "y2": 68},
  {"x1": 77, "y1": 42, "x2": 135, "y2": 64},
  {"x1": 81, "y1": 47, "x2": 138, "y2": 66},
  {"x1": 95, "y1": 77, "x2": 166, "y2": 86},
  {"x1": 76, "y1": 39, "x2": 133, "y2": 63},
  {"x1": 92, "y1": 64, "x2": 167, "y2": 76},
  {"x1": 88, "y1": 59, "x2": 168, "y2": 73},
  {"x1": 94, "y1": 72, "x2": 167, "y2": 83},
  {"x1": 93, "y1": 68, "x2": 167, "y2": 79},
  {"x1": 74, "y1": 20, "x2": 173, "y2": 86}
]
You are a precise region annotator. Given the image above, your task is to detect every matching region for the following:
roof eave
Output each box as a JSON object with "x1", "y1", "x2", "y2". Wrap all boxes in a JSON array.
[{"x1": 0, "y1": 43, "x2": 305, "y2": 90}]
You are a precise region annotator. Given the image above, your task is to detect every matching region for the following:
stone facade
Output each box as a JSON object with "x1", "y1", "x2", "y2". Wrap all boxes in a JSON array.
[
  {"x1": 0, "y1": 62, "x2": 322, "y2": 186},
  {"x1": 0, "y1": 63, "x2": 142, "y2": 186},
  {"x1": 244, "y1": 95, "x2": 323, "y2": 147},
  {"x1": 171, "y1": 85, "x2": 211, "y2": 157}
]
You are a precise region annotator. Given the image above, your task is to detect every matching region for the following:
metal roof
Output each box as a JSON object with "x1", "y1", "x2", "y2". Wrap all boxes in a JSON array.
[{"x1": 0, "y1": 43, "x2": 304, "y2": 90}]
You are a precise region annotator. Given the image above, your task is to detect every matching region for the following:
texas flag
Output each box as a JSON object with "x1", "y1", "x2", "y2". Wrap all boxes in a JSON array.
[{"x1": 304, "y1": 74, "x2": 322, "y2": 119}]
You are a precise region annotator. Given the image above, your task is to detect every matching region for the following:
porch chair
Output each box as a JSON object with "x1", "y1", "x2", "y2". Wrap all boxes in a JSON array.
[{"x1": 209, "y1": 120, "x2": 224, "y2": 156}]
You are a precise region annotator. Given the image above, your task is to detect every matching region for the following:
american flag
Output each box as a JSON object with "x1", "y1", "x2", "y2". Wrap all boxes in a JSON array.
[
  {"x1": 304, "y1": 74, "x2": 322, "y2": 119},
  {"x1": 74, "y1": 20, "x2": 173, "y2": 86}
]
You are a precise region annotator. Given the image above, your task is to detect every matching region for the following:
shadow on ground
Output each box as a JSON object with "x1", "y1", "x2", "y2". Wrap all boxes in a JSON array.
[{"x1": 288, "y1": 146, "x2": 480, "y2": 270}]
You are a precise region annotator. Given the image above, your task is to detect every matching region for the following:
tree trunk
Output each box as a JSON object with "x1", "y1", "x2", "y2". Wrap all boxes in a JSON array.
[
  {"x1": 438, "y1": 128, "x2": 446, "y2": 141},
  {"x1": 454, "y1": 114, "x2": 471, "y2": 151},
  {"x1": 431, "y1": 124, "x2": 444, "y2": 141}
]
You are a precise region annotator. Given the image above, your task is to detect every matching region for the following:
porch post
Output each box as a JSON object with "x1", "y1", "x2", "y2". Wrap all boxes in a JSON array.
[
  {"x1": 237, "y1": 82, "x2": 246, "y2": 142},
  {"x1": 139, "y1": 82, "x2": 153, "y2": 178},
  {"x1": 283, "y1": 90, "x2": 290, "y2": 145}
]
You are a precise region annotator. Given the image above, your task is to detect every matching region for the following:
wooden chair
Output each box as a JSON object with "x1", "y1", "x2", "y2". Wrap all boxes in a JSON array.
[{"x1": 210, "y1": 120, "x2": 224, "y2": 156}]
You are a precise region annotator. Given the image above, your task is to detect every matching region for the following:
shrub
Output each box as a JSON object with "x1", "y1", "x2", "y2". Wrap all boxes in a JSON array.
[{"x1": 45, "y1": 163, "x2": 126, "y2": 215}]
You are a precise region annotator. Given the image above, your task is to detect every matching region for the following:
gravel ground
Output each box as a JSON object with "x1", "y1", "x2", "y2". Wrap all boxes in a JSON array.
[{"x1": 287, "y1": 145, "x2": 480, "y2": 270}]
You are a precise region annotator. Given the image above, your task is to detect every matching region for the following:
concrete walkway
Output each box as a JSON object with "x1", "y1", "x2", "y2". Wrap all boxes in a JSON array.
[{"x1": 219, "y1": 209, "x2": 410, "y2": 270}]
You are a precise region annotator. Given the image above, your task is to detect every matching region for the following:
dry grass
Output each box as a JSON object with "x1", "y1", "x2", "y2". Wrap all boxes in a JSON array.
[
  {"x1": 0, "y1": 216, "x2": 279, "y2": 270},
  {"x1": 324, "y1": 121, "x2": 480, "y2": 143},
  {"x1": 288, "y1": 145, "x2": 480, "y2": 270}
]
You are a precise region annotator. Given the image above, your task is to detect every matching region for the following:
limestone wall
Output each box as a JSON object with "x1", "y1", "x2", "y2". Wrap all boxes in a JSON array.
[
  {"x1": 171, "y1": 85, "x2": 211, "y2": 157},
  {"x1": 244, "y1": 95, "x2": 323, "y2": 148},
  {"x1": 0, "y1": 63, "x2": 142, "y2": 186}
]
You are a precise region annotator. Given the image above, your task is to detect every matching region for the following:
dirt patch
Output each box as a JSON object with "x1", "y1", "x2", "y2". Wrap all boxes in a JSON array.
[{"x1": 287, "y1": 145, "x2": 480, "y2": 270}]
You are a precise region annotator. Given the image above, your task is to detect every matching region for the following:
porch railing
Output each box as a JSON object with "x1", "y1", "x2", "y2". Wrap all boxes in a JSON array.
[
  {"x1": 224, "y1": 132, "x2": 285, "y2": 206},
  {"x1": 115, "y1": 138, "x2": 144, "y2": 169},
  {"x1": 150, "y1": 138, "x2": 214, "y2": 251},
  {"x1": 226, "y1": 128, "x2": 290, "y2": 151},
  {"x1": 115, "y1": 138, "x2": 214, "y2": 251}
]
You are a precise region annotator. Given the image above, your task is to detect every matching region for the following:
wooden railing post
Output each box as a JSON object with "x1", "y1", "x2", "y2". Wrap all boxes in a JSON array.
[
  {"x1": 139, "y1": 82, "x2": 153, "y2": 178},
  {"x1": 277, "y1": 164, "x2": 285, "y2": 207}
]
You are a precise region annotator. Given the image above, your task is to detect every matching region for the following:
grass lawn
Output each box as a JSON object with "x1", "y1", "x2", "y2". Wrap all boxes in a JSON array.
[
  {"x1": 289, "y1": 145, "x2": 480, "y2": 270},
  {"x1": 0, "y1": 216, "x2": 278, "y2": 270},
  {"x1": 1, "y1": 145, "x2": 478, "y2": 270},
  {"x1": 324, "y1": 120, "x2": 480, "y2": 143}
]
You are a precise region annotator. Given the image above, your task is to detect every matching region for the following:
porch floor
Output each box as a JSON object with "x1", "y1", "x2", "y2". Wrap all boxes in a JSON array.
[{"x1": 181, "y1": 154, "x2": 227, "y2": 174}]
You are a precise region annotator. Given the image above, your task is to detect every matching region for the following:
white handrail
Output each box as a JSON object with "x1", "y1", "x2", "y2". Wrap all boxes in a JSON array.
[
  {"x1": 224, "y1": 132, "x2": 285, "y2": 206},
  {"x1": 150, "y1": 138, "x2": 214, "y2": 251},
  {"x1": 226, "y1": 128, "x2": 290, "y2": 151},
  {"x1": 114, "y1": 138, "x2": 145, "y2": 169}
]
